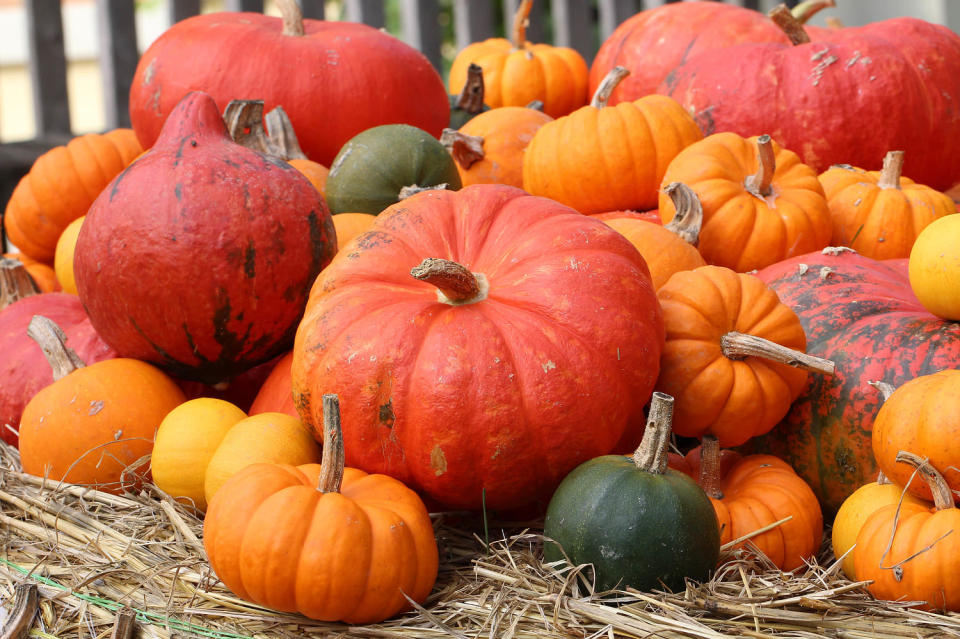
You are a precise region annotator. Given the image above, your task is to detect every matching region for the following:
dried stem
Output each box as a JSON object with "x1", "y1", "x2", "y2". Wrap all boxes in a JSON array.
[
  {"x1": 631, "y1": 392, "x2": 675, "y2": 474},
  {"x1": 411, "y1": 258, "x2": 485, "y2": 304},
  {"x1": 698, "y1": 435, "x2": 724, "y2": 499},
  {"x1": 318, "y1": 394, "x2": 344, "y2": 494},
  {"x1": 109, "y1": 608, "x2": 136, "y2": 639},
  {"x1": 223, "y1": 100, "x2": 269, "y2": 153},
  {"x1": 456, "y1": 64, "x2": 486, "y2": 114},
  {"x1": 662, "y1": 182, "x2": 703, "y2": 246},
  {"x1": 511, "y1": 0, "x2": 534, "y2": 48},
  {"x1": 276, "y1": 0, "x2": 305, "y2": 37},
  {"x1": 441, "y1": 129, "x2": 485, "y2": 169},
  {"x1": 769, "y1": 4, "x2": 812, "y2": 45},
  {"x1": 877, "y1": 151, "x2": 905, "y2": 190},
  {"x1": 895, "y1": 451, "x2": 954, "y2": 511},
  {"x1": 27, "y1": 315, "x2": 86, "y2": 380},
  {"x1": 868, "y1": 380, "x2": 897, "y2": 402},
  {"x1": 590, "y1": 66, "x2": 630, "y2": 109},
  {"x1": 791, "y1": 0, "x2": 836, "y2": 24},
  {"x1": 525, "y1": 100, "x2": 544, "y2": 111},
  {"x1": 399, "y1": 184, "x2": 449, "y2": 200},
  {"x1": 721, "y1": 332, "x2": 835, "y2": 375},
  {"x1": 0, "y1": 256, "x2": 40, "y2": 309},
  {"x1": 0, "y1": 583, "x2": 38, "y2": 639},
  {"x1": 263, "y1": 105, "x2": 308, "y2": 160},
  {"x1": 744, "y1": 135, "x2": 776, "y2": 198}
]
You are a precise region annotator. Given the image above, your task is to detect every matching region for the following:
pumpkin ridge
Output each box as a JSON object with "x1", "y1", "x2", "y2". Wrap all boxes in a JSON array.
[
  {"x1": 619, "y1": 103, "x2": 655, "y2": 205},
  {"x1": 351, "y1": 501, "x2": 419, "y2": 620}
]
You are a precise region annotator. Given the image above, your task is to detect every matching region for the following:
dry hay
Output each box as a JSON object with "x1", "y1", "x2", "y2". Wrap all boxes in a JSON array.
[{"x1": 0, "y1": 441, "x2": 958, "y2": 638}]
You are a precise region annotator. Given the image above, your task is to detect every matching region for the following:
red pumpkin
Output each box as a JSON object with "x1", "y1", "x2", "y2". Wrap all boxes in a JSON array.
[
  {"x1": 746, "y1": 249, "x2": 960, "y2": 514},
  {"x1": 250, "y1": 351, "x2": 297, "y2": 417},
  {"x1": 74, "y1": 92, "x2": 337, "y2": 385},
  {"x1": 129, "y1": 1, "x2": 448, "y2": 166},
  {"x1": 292, "y1": 184, "x2": 664, "y2": 510}
]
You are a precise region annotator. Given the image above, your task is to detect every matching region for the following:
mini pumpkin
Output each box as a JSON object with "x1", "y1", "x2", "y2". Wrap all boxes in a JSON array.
[
  {"x1": 331, "y1": 213, "x2": 377, "y2": 251},
  {"x1": 3, "y1": 253, "x2": 57, "y2": 294},
  {"x1": 908, "y1": 215, "x2": 960, "y2": 321},
  {"x1": 53, "y1": 216, "x2": 84, "y2": 295}
]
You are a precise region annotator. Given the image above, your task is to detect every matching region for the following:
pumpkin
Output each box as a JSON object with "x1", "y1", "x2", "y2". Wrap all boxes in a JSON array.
[
  {"x1": 909, "y1": 214, "x2": 960, "y2": 320},
  {"x1": 324, "y1": 124, "x2": 462, "y2": 216},
  {"x1": 590, "y1": 210, "x2": 662, "y2": 225},
  {"x1": 331, "y1": 213, "x2": 377, "y2": 250},
  {"x1": 819, "y1": 151, "x2": 956, "y2": 260},
  {"x1": 855, "y1": 452, "x2": 960, "y2": 611},
  {"x1": 448, "y1": 0, "x2": 588, "y2": 119},
  {"x1": 448, "y1": 63, "x2": 490, "y2": 129},
  {"x1": 249, "y1": 351, "x2": 297, "y2": 417},
  {"x1": 523, "y1": 66, "x2": 703, "y2": 215},
  {"x1": 670, "y1": 436, "x2": 823, "y2": 572},
  {"x1": 292, "y1": 184, "x2": 664, "y2": 510},
  {"x1": 0, "y1": 284, "x2": 116, "y2": 446},
  {"x1": 18, "y1": 316, "x2": 185, "y2": 493},
  {"x1": 3, "y1": 128, "x2": 142, "y2": 263},
  {"x1": 3, "y1": 253, "x2": 58, "y2": 293},
  {"x1": 442, "y1": 105, "x2": 553, "y2": 189},
  {"x1": 598, "y1": 182, "x2": 706, "y2": 290},
  {"x1": 832, "y1": 472, "x2": 926, "y2": 579},
  {"x1": 657, "y1": 265, "x2": 833, "y2": 447},
  {"x1": 1, "y1": 256, "x2": 40, "y2": 308},
  {"x1": 73, "y1": 91, "x2": 337, "y2": 385},
  {"x1": 203, "y1": 394, "x2": 439, "y2": 623},
  {"x1": 53, "y1": 216, "x2": 84, "y2": 295},
  {"x1": 543, "y1": 393, "x2": 719, "y2": 592},
  {"x1": 129, "y1": 0, "x2": 448, "y2": 167},
  {"x1": 748, "y1": 249, "x2": 960, "y2": 515},
  {"x1": 659, "y1": 133, "x2": 832, "y2": 272},
  {"x1": 659, "y1": 7, "x2": 960, "y2": 191},
  {"x1": 872, "y1": 370, "x2": 960, "y2": 503}
]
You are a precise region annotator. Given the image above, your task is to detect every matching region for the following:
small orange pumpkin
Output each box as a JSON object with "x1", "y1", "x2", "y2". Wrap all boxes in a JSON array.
[
  {"x1": 819, "y1": 151, "x2": 956, "y2": 260},
  {"x1": 331, "y1": 213, "x2": 376, "y2": 250},
  {"x1": 203, "y1": 394, "x2": 439, "y2": 623},
  {"x1": 2, "y1": 253, "x2": 57, "y2": 294},
  {"x1": 448, "y1": 0, "x2": 588, "y2": 118},
  {"x1": 659, "y1": 133, "x2": 832, "y2": 272}
]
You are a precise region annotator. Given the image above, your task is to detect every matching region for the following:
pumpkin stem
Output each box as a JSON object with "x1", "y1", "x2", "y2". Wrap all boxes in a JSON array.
[
  {"x1": 526, "y1": 100, "x2": 545, "y2": 111},
  {"x1": 791, "y1": 0, "x2": 836, "y2": 25},
  {"x1": 441, "y1": 129, "x2": 485, "y2": 169},
  {"x1": 825, "y1": 16, "x2": 845, "y2": 29},
  {"x1": 698, "y1": 435, "x2": 725, "y2": 499},
  {"x1": 399, "y1": 184, "x2": 449, "y2": 200},
  {"x1": 769, "y1": 4, "x2": 811, "y2": 45},
  {"x1": 511, "y1": 0, "x2": 534, "y2": 49},
  {"x1": 895, "y1": 451, "x2": 954, "y2": 511},
  {"x1": 276, "y1": 0, "x2": 305, "y2": 37},
  {"x1": 411, "y1": 258, "x2": 489, "y2": 305},
  {"x1": 590, "y1": 66, "x2": 630, "y2": 109},
  {"x1": 631, "y1": 392, "x2": 675, "y2": 475},
  {"x1": 877, "y1": 151, "x2": 905, "y2": 190},
  {"x1": 27, "y1": 315, "x2": 86, "y2": 381},
  {"x1": 1, "y1": 256, "x2": 40, "y2": 309},
  {"x1": 720, "y1": 331, "x2": 835, "y2": 375},
  {"x1": 877, "y1": 471, "x2": 890, "y2": 485},
  {"x1": 223, "y1": 100, "x2": 270, "y2": 153},
  {"x1": 318, "y1": 394, "x2": 345, "y2": 494},
  {"x1": 868, "y1": 380, "x2": 897, "y2": 402},
  {"x1": 263, "y1": 105, "x2": 308, "y2": 160},
  {"x1": 3, "y1": 583, "x2": 38, "y2": 639},
  {"x1": 662, "y1": 182, "x2": 703, "y2": 246},
  {"x1": 744, "y1": 135, "x2": 776, "y2": 198},
  {"x1": 456, "y1": 64, "x2": 486, "y2": 114}
]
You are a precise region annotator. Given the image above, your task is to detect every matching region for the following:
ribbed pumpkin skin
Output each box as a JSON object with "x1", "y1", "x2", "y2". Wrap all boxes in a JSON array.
[
  {"x1": 819, "y1": 164, "x2": 956, "y2": 260},
  {"x1": 543, "y1": 455, "x2": 719, "y2": 592},
  {"x1": 293, "y1": 185, "x2": 664, "y2": 510},
  {"x1": 4, "y1": 129, "x2": 142, "y2": 262},
  {"x1": 660, "y1": 19, "x2": 960, "y2": 190},
  {"x1": 749, "y1": 251, "x2": 960, "y2": 515},
  {"x1": 589, "y1": 2, "x2": 789, "y2": 106},
  {"x1": 656, "y1": 266, "x2": 809, "y2": 447},
  {"x1": 249, "y1": 351, "x2": 297, "y2": 417},
  {"x1": 600, "y1": 217, "x2": 705, "y2": 290},
  {"x1": 659, "y1": 133, "x2": 832, "y2": 273},
  {"x1": 74, "y1": 92, "x2": 336, "y2": 385},
  {"x1": 523, "y1": 95, "x2": 702, "y2": 214},
  {"x1": 0, "y1": 293, "x2": 116, "y2": 445},
  {"x1": 130, "y1": 14, "x2": 448, "y2": 167},
  {"x1": 455, "y1": 107, "x2": 553, "y2": 188},
  {"x1": 203, "y1": 463, "x2": 439, "y2": 623}
]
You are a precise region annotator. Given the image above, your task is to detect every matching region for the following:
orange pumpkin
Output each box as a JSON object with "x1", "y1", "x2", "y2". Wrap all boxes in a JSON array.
[
  {"x1": 203, "y1": 394, "x2": 439, "y2": 623},
  {"x1": 332, "y1": 213, "x2": 376, "y2": 250},
  {"x1": 819, "y1": 151, "x2": 956, "y2": 260},
  {"x1": 18, "y1": 316, "x2": 185, "y2": 493},
  {"x1": 671, "y1": 436, "x2": 823, "y2": 571},
  {"x1": 659, "y1": 133, "x2": 832, "y2": 272},
  {"x1": 448, "y1": 0, "x2": 588, "y2": 118},
  {"x1": 855, "y1": 451, "x2": 960, "y2": 611},
  {"x1": 443, "y1": 105, "x2": 553, "y2": 188},
  {"x1": 249, "y1": 350, "x2": 297, "y2": 417},
  {"x1": 2, "y1": 253, "x2": 57, "y2": 294},
  {"x1": 4, "y1": 129, "x2": 143, "y2": 263},
  {"x1": 523, "y1": 66, "x2": 703, "y2": 214},
  {"x1": 1, "y1": 256, "x2": 41, "y2": 309},
  {"x1": 657, "y1": 265, "x2": 834, "y2": 446}
]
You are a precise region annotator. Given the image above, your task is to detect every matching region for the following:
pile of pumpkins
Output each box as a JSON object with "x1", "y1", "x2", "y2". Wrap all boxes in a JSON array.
[{"x1": 3, "y1": 0, "x2": 960, "y2": 622}]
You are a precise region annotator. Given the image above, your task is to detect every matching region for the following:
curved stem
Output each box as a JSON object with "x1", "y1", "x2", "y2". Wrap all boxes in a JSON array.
[
  {"x1": 456, "y1": 63, "x2": 486, "y2": 114},
  {"x1": 441, "y1": 129, "x2": 485, "y2": 169},
  {"x1": 276, "y1": 0, "x2": 305, "y2": 37},
  {"x1": 318, "y1": 394, "x2": 344, "y2": 493},
  {"x1": 744, "y1": 135, "x2": 776, "y2": 199},
  {"x1": 411, "y1": 258, "x2": 487, "y2": 304},
  {"x1": 791, "y1": 0, "x2": 836, "y2": 24},
  {"x1": 27, "y1": 315, "x2": 86, "y2": 380},
  {"x1": 631, "y1": 392, "x2": 675, "y2": 475},
  {"x1": 2, "y1": 583, "x2": 38, "y2": 639},
  {"x1": 511, "y1": 0, "x2": 534, "y2": 48},
  {"x1": 868, "y1": 380, "x2": 897, "y2": 402},
  {"x1": 264, "y1": 105, "x2": 308, "y2": 160},
  {"x1": 223, "y1": 100, "x2": 269, "y2": 153},
  {"x1": 662, "y1": 182, "x2": 703, "y2": 246},
  {"x1": 1, "y1": 256, "x2": 40, "y2": 309},
  {"x1": 769, "y1": 4, "x2": 811, "y2": 45},
  {"x1": 697, "y1": 435, "x2": 725, "y2": 499},
  {"x1": 877, "y1": 471, "x2": 890, "y2": 485},
  {"x1": 895, "y1": 451, "x2": 954, "y2": 511},
  {"x1": 590, "y1": 66, "x2": 630, "y2": 109},
  {"x1": 721, "y1": 332, "x2": 835, "y2": 375},
  {"x1": 877, "y1": 151, "x2": 905, "y2": 190}
]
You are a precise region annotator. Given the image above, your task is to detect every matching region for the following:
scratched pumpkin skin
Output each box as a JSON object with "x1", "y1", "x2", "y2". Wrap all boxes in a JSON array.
[{"x1": 292, "y1": 184, "x2": 664, "y2": 510}]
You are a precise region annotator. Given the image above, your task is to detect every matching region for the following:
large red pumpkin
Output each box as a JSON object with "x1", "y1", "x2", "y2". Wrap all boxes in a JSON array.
[
  {"x1": 129, "y1": 0, "x2": 448, "y2": 166},
  {"x1": 74, "y1": 92, "x2": 336, "y2": 385},
  {"x1": 747, "y1": 249, "x2": 960, "y2": 515},
  {"x1": 292, "y1": 184, "x2": 664, "y2": 510}
]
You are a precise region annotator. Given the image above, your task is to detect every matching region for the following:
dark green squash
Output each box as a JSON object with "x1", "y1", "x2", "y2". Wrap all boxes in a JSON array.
[
  {"x1": 543, "y1": 392, "x2": 719, "y2": 593},
  {"x1": 325, "y1": 124, "x2": 462, "y2": 215},
  {"x1": 448, "y1": 63, "x2": 490, "y2": 129}
]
